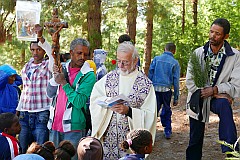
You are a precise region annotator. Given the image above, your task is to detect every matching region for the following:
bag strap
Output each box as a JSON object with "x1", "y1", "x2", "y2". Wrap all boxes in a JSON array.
[{"x1": 62, "y1": 65, "x2": 69, "y2": 84}]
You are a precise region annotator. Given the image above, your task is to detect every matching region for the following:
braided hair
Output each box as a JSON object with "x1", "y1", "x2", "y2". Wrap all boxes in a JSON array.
[
  {"x1": 27, "y1": 141, "x2": 55, "y2": 160},
  {"x1": 55, "y1": 140, "x2": 76, "y2": 160},
  {"x1": 120, "y1": 129, "x2": 152, "y2": 154}
]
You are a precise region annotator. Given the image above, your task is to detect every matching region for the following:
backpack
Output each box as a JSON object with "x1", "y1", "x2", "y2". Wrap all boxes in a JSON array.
[{"x1": 62, "y1": 66, "x2": 92, "y2": 134}]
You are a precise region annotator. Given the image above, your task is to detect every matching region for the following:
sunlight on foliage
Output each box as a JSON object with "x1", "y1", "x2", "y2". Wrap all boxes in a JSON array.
[{"x1": 217, "y1": 137, "x2": 240, "y2": 160}]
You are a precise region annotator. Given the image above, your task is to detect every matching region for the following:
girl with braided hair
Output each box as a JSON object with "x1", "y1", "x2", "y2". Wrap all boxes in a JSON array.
[
  {"x1": 55, "y1": 140, "x2": 76, "y2": 160},
  {"x1": 119, "y1": 129, "x2": 153, "y2": 160},
  {"x1": 14, "y1": 141, "x2": 55, "y2": 160}
]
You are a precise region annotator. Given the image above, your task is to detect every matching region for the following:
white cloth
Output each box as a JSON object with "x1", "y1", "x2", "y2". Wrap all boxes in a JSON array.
[
  {"x1": 90, "y1": 69, "x2": 157, "y2": 143},
  {"x1": 38, "y1": 40, "x2": 54, "y2": 72}
]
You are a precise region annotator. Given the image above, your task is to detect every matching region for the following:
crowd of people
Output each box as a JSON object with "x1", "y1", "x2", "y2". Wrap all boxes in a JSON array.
[{"x1": 0, "y1": 17, "x2": 239, "y2": 160}]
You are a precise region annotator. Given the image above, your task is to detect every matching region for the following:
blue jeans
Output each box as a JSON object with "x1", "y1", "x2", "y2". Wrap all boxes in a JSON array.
[
  {"x1": 186, "y1": 98, "x2": 239, "y2": 160},
  {"x1": 18, "y1": 110, "x2": 50, "y2": 153},
  {"x1": 155, "y1": 90, "x2": 172, "y2": 132},
  {"x1": 49, "y1": 129, "x2": 86, "y2": 160}
]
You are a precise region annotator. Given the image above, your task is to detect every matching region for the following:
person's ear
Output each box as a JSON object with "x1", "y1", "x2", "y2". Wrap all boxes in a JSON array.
[
  {"x1": 3, "y1": 128, "x2": 8, "y2": 133},
  {"x1": 144, "y1": 146, "x2": 149, "y2": 152},
  {"x1": 172, "y1": 50, "x2": 176, "y2": 54},
  {"x1": 70, "y1": 50, "x2": 73, "y2": 57},
  {"x1": 224, "y1": 34, "x2": 229, "y2": 40},
  {"x1": 133, "y1": 57, "x2": 138, "y2": 66}
]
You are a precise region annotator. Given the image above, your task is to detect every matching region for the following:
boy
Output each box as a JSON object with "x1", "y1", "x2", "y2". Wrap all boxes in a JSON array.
[{"x1": 0, "y1": 112, "x2": 21, "y2": 159}]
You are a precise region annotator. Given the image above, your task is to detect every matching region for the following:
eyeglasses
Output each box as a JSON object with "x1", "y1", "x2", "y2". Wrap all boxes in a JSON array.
[{"x1": 116, "y1": 59, "x2": 130, "y2": 66}]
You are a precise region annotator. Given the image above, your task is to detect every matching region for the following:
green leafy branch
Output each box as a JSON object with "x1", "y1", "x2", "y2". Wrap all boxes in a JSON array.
[
  {"x1": 217, "y1": 136, "x2": 240, "y2": 160},
  {"x1": 189, "y1": 52, "x2": 210, "y2": 88}
]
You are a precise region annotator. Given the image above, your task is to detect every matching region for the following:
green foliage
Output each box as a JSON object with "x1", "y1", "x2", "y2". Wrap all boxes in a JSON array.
[
  {"x1": 0, "y1": 0, "x2": 15, "y2": 12},
  {"x1": 0, "y1": 0, "x2": 240, "y2": 76},
  {"x1": 189, "y1": 52, "x2": 210, "y2": 88},
  {"x1": 217, "y1": 137, "x2": 240, "y2": 159}
]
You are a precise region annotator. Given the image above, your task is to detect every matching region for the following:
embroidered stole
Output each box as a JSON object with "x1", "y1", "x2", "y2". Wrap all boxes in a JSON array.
[{"x1": 103, "y1": 70, "x2": 151, "y2": 159}]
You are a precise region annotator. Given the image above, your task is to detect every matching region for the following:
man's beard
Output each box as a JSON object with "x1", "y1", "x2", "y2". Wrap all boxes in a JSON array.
[
  {"x1": 119, "y1": 69, "x2": 130, "y2": 76},
  {"x1": 209, "y1": 37, "x2": 224, "y2": 46},
  {"x1": 119, "y1": 64, "x2": 136, "y2": 76}
]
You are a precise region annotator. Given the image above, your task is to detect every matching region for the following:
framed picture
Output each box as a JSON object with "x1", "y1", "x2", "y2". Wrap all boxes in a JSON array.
[{"x1": 16, "y1": 1, "x2": 41, "y2": 41}]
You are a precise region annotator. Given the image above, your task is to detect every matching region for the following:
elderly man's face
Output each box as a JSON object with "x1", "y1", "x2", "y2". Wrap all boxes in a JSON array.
[{"x1": 117, "y1": 51, "x2": 138, "y2": 75}]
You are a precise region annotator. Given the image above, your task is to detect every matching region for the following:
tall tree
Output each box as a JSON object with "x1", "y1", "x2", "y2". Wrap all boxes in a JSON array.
[
  {"x1": 87, "y1": 0, "x2": 102, "y2": 57},
  {"x1": 127, "y1": 0, "x2": 137, "y2": 44},
  {"x1": 143, "y1": 0, "x2": 153, "y2": 75},
  {"x1": 0, "y1": 0, "x2": 15, "y2": 44},
  {"x1": 182, "y1": 0, "x2": 185, "y2": 34},
  {"x1": 192, "y1": 0, "x2": 197, "y2": 26}
]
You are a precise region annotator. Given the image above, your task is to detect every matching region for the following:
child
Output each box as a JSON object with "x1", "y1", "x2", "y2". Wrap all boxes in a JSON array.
[
  {"x1": 0, "y1": 64, "x2": 22, "y2": 114},
  {"x1": 77, "y1": 136, "x2": 103, "y2": 160},
  {"x1": 0, "y1": 112, "x2": 21, "y2": 160},
  {"x1": 55, "y1": 140, "x2": 76, "y2": 160},
  {"x1": 119, "y1": 129, "x2": 153, "y2": 160},
  {"x1": 14, "y1": 141, "x2": 55, "y2": 160}
]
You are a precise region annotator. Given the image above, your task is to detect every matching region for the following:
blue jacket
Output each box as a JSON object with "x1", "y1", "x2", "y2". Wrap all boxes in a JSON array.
[
  {"x1": 148, "y1": 51, "x2": 180, "y2": 101},
  {"x1": 119, "y1": 154, "x2": 145, "y2": 160},
  {"x1": 0, "y1": 71, "x2": 22, "y2": 114},
  {"x1": 0, "y1": 133, "x2": 12, "y2": 160}
]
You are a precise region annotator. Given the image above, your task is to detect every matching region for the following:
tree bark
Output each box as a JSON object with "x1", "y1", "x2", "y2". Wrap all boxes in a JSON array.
[
  {"x1": 0, "y1": 1, "x2": 15, "y2": 44},
  {"x1": 143, "y1": 0, "x2": 153, "y2": 75},
  {"x1": 21, "y1": 41, "x2": 25, "y2": 70},
  {"x1": 182, "y1": 0, "x2": 185, "y2": 34},
  {"x1": 192, "y1": 0, "x2": 198, "y2": 26},
  {"x1": 127, "y1": 0, "x2": 137, "y2": 44},
  {"x1": 87, "y1": 0, "x2": 102, "y2": 58}
]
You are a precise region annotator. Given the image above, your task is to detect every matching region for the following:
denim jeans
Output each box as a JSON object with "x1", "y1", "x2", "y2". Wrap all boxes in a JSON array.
[
  {"x1": 155, "y1": 90, "x2": 172, "y2": 132},
  {"x1": 18, "y1": 110, "x2": 50, "y2": 153},
  {"x1": 49, "y1": 129, "x2": 86, "y2": 160}
]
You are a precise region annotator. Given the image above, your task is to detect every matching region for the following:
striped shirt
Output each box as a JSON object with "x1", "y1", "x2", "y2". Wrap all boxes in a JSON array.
[
  {"x1": 154, "y1": 85, "x2": 171, "y2": 92},
  {"x1": 0, "y1": 132, "x2": 20, "y2": 159}
]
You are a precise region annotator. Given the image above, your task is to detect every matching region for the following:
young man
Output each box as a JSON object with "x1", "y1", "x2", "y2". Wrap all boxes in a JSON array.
[
  {"x1": 16, "y1": 25, "x2": 53, "y2": 153},
  {"x1": 90, "y1": 42, "x2": 157, "y2": 159},
  {"x1": 186, "y1": 18, "x2": 240, "y2": 160},
  {"x1": 0, "y1": 112, "x2": 21, "y2": 159},
  {"x1": 46, "y1": 38, "x2": 96, "y2": 160},
  {"x1": 148, "y1": 43, "x2": 180, "y2": 139}
]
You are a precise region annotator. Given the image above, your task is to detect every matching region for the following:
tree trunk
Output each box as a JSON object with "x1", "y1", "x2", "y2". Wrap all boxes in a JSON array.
[
  {"x1": 182, "y1": 0, "x2": 185, "y2": 34},
  {"x1": 0, "y1": 1, "x2": 15, "y2": 44},
  {"x1": 192, "y1": 0, "x2": 198, "y2": 26},
  {"x1": 21, "y1": 41, "x2": 25, "y2": 69},
  {"x1": 127, "y1": 0, "x2": 137, "y2": 44},
  {"x1": 143, "y1": 0, "x2": 153, "y2": 75},
  {"x1": 87, "y1": 0, "x2": 102, "y2": 58}
]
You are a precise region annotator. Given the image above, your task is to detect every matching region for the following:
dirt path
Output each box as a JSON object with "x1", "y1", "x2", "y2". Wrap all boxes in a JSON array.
[{"x1": 146, "y1": 93, "x2": 240, "y2": 160}]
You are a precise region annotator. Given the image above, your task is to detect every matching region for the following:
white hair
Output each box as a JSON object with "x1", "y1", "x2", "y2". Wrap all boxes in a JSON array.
[{"x1": 117, "y1": 42, "x2": 139, "y2": 59}]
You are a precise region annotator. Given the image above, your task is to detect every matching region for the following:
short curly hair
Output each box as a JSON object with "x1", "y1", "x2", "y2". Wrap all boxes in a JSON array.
[{"x1": 70, "y1": 38, "x2": 90, "y2": 51}]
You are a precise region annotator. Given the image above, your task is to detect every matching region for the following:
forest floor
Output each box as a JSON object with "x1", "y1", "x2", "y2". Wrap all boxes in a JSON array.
[{"x1": 146, "y1": 82, "x2": 240, "y2": 160}]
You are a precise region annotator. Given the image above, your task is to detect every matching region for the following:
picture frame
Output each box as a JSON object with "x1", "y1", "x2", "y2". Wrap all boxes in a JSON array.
[{"x1": 16, "y1": 1, "x2": 41, "y2": 41}]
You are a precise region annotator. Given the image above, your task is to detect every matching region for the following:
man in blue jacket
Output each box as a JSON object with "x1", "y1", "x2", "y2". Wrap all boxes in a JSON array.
[{"x1": 148, "y1": 42, "x2": 180, "y2": 139}]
